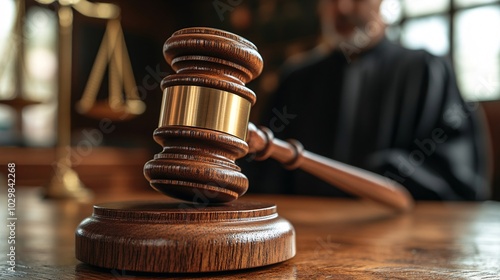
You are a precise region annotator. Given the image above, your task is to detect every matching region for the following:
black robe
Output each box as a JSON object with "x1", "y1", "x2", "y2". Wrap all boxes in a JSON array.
[{"x1": 243, "y1": 38, "x2": 490, "y2": 201}]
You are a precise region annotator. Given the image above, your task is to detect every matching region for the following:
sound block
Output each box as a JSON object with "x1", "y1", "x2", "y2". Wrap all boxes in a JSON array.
[{"x1": 75, "y1": 200, "x2": 295, "y2": 273}]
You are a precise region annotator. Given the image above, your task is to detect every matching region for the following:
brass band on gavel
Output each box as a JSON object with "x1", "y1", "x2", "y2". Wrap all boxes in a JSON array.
[{"x1": 159, "y1": 85, "x2": 252, "y2": 141}]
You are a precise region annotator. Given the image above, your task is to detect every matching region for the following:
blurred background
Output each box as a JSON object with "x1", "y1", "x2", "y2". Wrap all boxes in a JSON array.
[{"x1": 0, "y1": 0, "x2": 499, "y2": 199}]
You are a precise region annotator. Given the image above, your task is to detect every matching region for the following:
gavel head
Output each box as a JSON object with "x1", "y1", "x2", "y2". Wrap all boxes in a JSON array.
[{"x1": 143, "y1": 27, "x2": 263, "y2": 203}]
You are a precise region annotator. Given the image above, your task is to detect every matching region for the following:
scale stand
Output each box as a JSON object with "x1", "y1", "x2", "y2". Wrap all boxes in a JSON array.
[{"x1": 46, "y1": 1, "x2": 143, "y2": 199}]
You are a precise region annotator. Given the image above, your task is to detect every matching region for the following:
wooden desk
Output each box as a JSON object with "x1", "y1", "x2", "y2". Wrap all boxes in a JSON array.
[{"x1": 1, "y1": 188, "x2": 499, "y2": 279}]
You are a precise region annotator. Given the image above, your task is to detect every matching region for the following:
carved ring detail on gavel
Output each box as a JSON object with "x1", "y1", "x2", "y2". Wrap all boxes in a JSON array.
[{"x1": 143, "y1": 27, "x2": 414, "y2": 211}]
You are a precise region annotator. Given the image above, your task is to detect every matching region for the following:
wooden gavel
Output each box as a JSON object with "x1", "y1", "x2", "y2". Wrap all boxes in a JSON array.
[{"x1": 143, "y1": 27, "x2": 414, "y2": 211}]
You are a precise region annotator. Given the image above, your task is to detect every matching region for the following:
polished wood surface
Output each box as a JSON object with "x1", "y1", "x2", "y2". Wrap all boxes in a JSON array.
[{"x1": 1, "y1": 187, "x2": 499, "y2": 279}]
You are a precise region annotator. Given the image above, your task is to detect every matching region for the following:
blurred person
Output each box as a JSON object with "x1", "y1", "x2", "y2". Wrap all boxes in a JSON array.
[{"x1": 244, "y1": 0, "x2": 490, "y2": 200}]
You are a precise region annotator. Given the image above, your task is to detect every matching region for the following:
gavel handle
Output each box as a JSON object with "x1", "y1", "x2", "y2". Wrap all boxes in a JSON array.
[{"x1": 246, "y1": 123, "x2": 414, "y2": 212}]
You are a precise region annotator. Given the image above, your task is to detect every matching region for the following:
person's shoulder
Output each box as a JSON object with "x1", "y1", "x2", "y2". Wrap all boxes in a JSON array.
[
  {"x1": 382, "y1": 39, "x2": 445, "y2": 66},
  {"x1": 377, "y1": 39, "x2": 451, "y2": 77}
]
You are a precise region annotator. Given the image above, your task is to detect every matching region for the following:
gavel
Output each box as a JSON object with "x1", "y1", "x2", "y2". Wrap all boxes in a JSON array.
[
  {"x1": 143, "y1": 27, "x2": 413, "y2": 211},
  {"x1": 76, "y1": 27, "x2": 414, "y2": 273}
]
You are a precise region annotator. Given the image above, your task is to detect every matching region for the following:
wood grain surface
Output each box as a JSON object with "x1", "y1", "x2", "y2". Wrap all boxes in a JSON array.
[
  {"x1": 1, "y1": 187, "x2": 499, "y2": 279},
  {"x1": 75, "y1": 200, "x2": 295, "y2": 272}
]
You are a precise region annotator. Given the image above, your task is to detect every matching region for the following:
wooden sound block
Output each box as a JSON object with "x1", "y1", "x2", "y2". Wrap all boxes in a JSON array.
[{"x1": 75, "y1": 200, "x2": 295, "y2": 273}]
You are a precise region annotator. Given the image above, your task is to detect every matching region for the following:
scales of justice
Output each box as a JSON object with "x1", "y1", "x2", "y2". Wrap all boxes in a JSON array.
[
  {"x1": 75, "y1": 27, "x2": 414, "y2": 273},
  {"x1": 0, "y1": 0, "x2": 145, "y2": 200}
]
